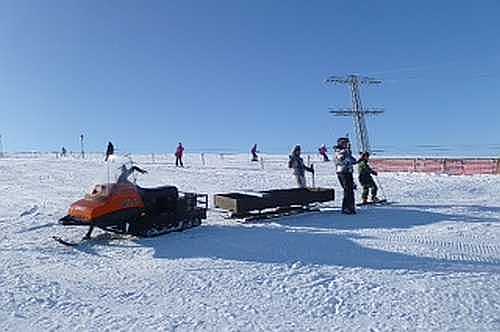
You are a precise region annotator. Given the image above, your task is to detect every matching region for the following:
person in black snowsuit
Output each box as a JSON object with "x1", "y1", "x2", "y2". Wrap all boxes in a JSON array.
[
  {"x1": 117, "y1": 164, "x2": 147, "y2": 183},
  {"x1": 61, "y1": 147, "x2": 67, "y2": 157},
  {"x1": 335, "y1": 137, "x2": 358, "y2": 214},
  {"x1": 105, "y1": 142, "x2": 114, "y2": 162}
]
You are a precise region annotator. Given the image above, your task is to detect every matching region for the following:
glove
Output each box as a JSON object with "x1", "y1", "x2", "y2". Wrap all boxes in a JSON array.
[{"x1": 373, "y1": 171, "x2": 378, "y2": 176}]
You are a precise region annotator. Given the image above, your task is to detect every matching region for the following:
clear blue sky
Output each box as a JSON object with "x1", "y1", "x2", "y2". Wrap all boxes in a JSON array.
[{"x1": 1, "y1": 0, "x2": 499, "y2": 155}]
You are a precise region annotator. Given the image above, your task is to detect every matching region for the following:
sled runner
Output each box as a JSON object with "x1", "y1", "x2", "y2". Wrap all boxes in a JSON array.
[{"x1": 232, "y1": 205, "x2": 325, "y2": 223}]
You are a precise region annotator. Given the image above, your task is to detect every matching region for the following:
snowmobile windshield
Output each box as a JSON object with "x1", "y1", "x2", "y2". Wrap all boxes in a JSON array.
[{"x1": 85, "y1": 184, "x2": 115, "y2": 201}]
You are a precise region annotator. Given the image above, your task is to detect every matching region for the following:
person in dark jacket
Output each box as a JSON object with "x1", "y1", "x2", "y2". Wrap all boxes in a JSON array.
[
  {"x1": 318, "y1": 144, "x2": 330, "y2": 162},
  {"x1": 358, "y1": 152, "x2": 379, "y2": 203},
  {"x1": 105, "y1": 142, "x2": 114, "y2": 161},
  {"x1": 335, "y1": 137, "x2": 357, "y2": 214},
  {"x1": 175, "y1": 143, "x2": 184, "y2": 167},
  {"x1": 288, "y1": 145, "x2": 314, "y2": 188},
  {"x1": 251, "y1": 144, "x2": 259, "y2": 162}
]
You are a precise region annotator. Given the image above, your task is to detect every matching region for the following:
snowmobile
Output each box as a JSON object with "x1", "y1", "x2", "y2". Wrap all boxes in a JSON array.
[{"x1": 55, "y1": 165, "x2": 208, "y2": 246}]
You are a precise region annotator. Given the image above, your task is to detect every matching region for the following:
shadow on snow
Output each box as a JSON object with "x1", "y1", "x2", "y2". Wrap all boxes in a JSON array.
[
  {"x1": 137, "y1": 206, "x2": 500, "y2": 273},
  {"x1": 276, "y1": 205, "x2": 499, "y2": 230}
]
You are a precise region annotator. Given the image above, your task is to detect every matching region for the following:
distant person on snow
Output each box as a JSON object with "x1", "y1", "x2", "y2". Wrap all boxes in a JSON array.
[
  {"x1": 105, "y1": 142, "x2": 114, "y2": 162},
  {"x1": 117, "y1": 164, "x2": 147, "y2": 184},
  {"x1": 175, "y1": 142, "x2": 184, "y2": 167},
  {"x1": 335, "y1": 137, "x2": 357, "y2": 214},
  {"x1": 288, "y1": 145, "x2": 314, "y2": 188},
  {"x1": 251, "y1": 144, "x2": 259, "y2": 162},
  {"x1": 358, "y1": 152, "x2": 379, "y2": 204},
  {"x1": 61, "y1": 147, "x2": 67, "y2": 157},
  {"x1": 318, "y1": 144, "x2": 329, "y2": 162}
]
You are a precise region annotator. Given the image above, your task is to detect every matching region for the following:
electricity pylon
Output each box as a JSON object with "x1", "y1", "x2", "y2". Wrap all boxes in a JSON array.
[{"x1": 325, "y1": 74, "x2": 384, "y2": 154}]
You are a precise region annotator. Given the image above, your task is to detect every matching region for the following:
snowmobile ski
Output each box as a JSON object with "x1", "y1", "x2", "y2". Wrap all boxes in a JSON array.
[
  {"x1": 356, "y1": 199, "x2": 389, "y2": 207},
  {"x1": 52, "y1": 236, "x2": 89, "y2": 247},
  {"x1": 52, "y1": 232, "x2": 121, "y2": 247}
]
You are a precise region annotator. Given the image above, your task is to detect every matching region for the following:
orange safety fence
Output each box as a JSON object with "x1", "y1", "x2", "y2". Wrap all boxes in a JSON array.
[{"x1": 371, "y1": 158, "x2": 500, "y2": 175}]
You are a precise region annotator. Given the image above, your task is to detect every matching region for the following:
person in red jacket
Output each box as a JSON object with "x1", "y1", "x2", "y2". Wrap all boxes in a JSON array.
[{"x1": 175, "y1": 143, "x2": 184, "y2": 167}]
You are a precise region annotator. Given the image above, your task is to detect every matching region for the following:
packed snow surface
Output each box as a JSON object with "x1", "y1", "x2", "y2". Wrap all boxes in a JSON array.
[{"x1": 1, "y1": 153, "x2": 499, "y2": 331}]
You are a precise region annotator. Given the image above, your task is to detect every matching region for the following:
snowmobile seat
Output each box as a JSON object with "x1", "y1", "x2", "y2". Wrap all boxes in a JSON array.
[{"x1": 137, "y1": 186, "x2": 179, "y2": 214}]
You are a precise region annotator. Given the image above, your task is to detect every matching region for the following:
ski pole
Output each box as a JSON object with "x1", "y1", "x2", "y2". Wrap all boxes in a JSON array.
[
  {"x1": 374, "y1": 176, "x2": 387, "y2": 200},
  {"x1": 311, "y1": 163, "x2": 315, "y2": 188}
]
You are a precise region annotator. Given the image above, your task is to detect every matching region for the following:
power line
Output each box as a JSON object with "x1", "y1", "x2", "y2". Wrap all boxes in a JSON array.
[
  {"x1": 379, "y1": 71, "x2": 500, "y2": 84},
  {"x1": 367, "y1": 54, "x2": 500, "y2": 77}
]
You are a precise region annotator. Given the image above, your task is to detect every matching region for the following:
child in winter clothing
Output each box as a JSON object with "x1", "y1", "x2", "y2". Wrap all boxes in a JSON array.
[
  {"x1": 358, "y1": 152, "x2": 379, "y2": 203},
  {"x1": 288, "y1": 145, "x2": 314, "y2": 188}
]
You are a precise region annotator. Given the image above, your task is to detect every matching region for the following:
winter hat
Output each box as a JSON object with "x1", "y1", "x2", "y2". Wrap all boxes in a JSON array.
[{"x1": 291, "y1": 145, "x2": 301, "y2": 155}]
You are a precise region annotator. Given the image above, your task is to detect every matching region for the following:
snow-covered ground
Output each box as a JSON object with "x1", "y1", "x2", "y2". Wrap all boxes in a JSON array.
[{"x1": 1, "y1": 153, "x2": 499, "y2": 331}]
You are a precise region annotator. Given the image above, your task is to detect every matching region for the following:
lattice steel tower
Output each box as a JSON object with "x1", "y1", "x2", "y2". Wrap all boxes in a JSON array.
[{"x1": 325, "y1": 74, "x2": 384, "y2": 154}]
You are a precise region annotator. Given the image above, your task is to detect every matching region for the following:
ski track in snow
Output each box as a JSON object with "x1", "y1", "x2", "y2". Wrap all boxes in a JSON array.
[{"x1": 1, "y1": 154, "x2": 500, "y2": 331}]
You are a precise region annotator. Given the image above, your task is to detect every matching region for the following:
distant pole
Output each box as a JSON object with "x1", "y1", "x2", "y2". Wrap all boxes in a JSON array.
[
  {"x1": 201, "y1": 153, "x2": 206, "y2": 166},
  {"x1": 107, "y1": 161, "x2": 111, "y2": 184},
  {"x1": 80, "y1": 134, "x2": 85, "y2": 159},
  {"x1": 0, "y1": 134, "x2": 4, "y2": 158}
]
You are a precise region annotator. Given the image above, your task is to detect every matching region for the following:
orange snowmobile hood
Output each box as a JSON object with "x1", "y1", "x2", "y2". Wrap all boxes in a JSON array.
[{"x1": 67, "y1": 183, "x2": 144, "y2": 223}]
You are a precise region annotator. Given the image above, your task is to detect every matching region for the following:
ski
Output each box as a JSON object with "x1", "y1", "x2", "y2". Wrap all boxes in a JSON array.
[{"x1": 356, "y1": 199, "x2": 389, "y2": 207}]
